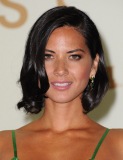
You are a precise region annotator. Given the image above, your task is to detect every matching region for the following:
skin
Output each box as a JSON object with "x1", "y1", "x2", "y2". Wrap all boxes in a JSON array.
[{"x1": 0, "y1": 26, "x2": 123, "y2": 160}]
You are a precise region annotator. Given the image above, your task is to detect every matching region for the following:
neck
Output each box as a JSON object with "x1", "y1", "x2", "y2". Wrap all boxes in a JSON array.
[{"x1": 41, "y1": 98, "x2": 89, "y2": 132}]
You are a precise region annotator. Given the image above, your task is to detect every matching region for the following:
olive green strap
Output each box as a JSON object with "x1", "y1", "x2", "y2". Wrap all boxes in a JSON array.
[
  {"x1": 11, "y1": 130, "x2": 18, "y2": 159},
  {"x1": 90, "y1": 128, "x2": 110, "y2": 160},
  {"x1": 11, "y1": 157, "x2": 19, "y2": 160}
]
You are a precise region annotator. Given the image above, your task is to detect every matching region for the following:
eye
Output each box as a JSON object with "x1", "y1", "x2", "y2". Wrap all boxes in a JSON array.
[
  {"x1": 44, "y1": 54, "x2": 54, "y2": 60},
  {"x1": 69, "y1": 54, "x2": 82, "y2": 60}
]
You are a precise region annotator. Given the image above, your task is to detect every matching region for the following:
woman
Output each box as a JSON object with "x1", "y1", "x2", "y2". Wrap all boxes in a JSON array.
[{"x1": 0, "y1": 6, "x2": 123, "y2": 160}]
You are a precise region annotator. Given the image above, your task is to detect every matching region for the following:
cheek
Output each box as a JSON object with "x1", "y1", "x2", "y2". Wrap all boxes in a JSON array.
[
  {"x1": 45, "y1": 64, "x2": 52, "y2": 77},
  {"x1": 72, "y1": 64, "x2": 92, "y2": 82}
]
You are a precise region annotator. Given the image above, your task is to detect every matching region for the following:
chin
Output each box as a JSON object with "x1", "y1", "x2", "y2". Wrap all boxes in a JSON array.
[{"x1": 46, "y1": 93, "x2": 81, "y2": 104}]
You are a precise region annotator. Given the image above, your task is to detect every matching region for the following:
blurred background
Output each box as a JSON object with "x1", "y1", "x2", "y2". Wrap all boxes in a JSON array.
[{"x1": 0, "y1": 0, "x2": 123, "y2": 130}]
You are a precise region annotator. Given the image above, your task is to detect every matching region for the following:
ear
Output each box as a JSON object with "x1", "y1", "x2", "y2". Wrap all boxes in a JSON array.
[{"x1": 90, "y1": 54, "x2": 99, "y2": 78}]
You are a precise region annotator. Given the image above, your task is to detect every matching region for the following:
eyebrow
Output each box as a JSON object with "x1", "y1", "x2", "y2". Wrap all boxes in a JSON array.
[
  {"x1": 45, "y1": 49, "x2": 55, "y2": 53},
  {"x1": 67, "y1": 49, "x2": 85, "y2": 53},
  {"x1": 45, "y1": 49, "x2": 85, "y2": 54}
]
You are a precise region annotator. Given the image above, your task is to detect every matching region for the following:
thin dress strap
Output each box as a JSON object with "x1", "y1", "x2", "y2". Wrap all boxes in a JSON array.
[
  {"x1": 90, "y1": 128, "x2": 110, "y2": 160},
  {"x1": 11, "y1": 130, "x2": 19, "y2": 160}
]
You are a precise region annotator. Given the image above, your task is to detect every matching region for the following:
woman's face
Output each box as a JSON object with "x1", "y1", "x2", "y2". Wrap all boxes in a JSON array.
[{"x1": 44, "y1": 26, "x2": 99, "y2": 104}]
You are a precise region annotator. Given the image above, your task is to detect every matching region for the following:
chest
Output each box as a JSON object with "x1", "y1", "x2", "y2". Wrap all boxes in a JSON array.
[
  {"x1": 0, "y1": 131, "x2": 116, "y2": 160},
  {"x1": 1, "y1": 136, "x2": 115, "y2": 160}
]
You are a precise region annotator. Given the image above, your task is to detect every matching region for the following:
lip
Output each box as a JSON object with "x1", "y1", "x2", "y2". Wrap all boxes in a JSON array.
[{"x1": 51, "y1": 81, "x2": 72, "y2": 90}]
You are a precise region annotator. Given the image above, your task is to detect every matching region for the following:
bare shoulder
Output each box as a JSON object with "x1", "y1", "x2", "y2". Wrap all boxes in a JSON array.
[
  {"x1": 0, "y1": 130, "x2": 11, "y2": 140},
  {"x1": 0, "y1": 130, "x2": 18, "y2": 159},
  {"x1": 108, "y1": 128, "x2": 123, "y2": 157},
  {"x1": 0, "y1": 130, "x2": 12, "y2": 149},
  {"x1": 110, "y1": 128, "x2": 123, "y2": 141}
]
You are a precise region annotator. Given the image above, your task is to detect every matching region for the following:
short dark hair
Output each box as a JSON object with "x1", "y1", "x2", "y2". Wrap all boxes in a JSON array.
[{"x1": 17, "y1": 6, "x2": 109, "y2": 113}]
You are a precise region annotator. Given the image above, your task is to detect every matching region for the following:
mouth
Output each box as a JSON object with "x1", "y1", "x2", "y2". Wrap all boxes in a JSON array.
[{"x1": 51, "y1": 82, "x2": 72, "y2": 90}]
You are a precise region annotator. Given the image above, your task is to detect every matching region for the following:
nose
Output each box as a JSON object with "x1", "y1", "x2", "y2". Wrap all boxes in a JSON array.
[{"x1": 54, "y1": 59, "x2": 69, "y2": 76}]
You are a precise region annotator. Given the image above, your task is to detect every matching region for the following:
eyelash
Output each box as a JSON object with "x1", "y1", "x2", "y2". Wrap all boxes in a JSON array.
[
  {"x1": 69, "y1": 55, "x2": 82, "y2": 60},
  {"x1": 44, "y1": 54, "x2": 54, "y2": 60},
  {"x1": 44, "y1": 54, "x2": 82, "y2": 61}
]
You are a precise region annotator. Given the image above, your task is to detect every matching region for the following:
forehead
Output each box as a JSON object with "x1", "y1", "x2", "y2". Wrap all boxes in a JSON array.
[{"x1": 46, "y1": 26, "x2": 87, "y2": 49}]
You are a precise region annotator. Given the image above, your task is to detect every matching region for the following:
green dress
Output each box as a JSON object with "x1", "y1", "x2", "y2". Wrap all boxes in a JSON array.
[{"x1": 11, "y1": 128, "x2": 110, "y2": 160}]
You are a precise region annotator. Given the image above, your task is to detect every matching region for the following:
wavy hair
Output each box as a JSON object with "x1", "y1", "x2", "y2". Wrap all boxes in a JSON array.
[{"x1": 17, "y1": 6, "x2": 109, "y2": 113}]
